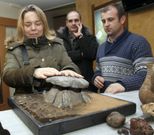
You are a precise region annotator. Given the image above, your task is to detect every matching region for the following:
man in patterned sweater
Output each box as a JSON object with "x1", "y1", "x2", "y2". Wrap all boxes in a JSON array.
[{"x1": 92, "y1": 2, "x2": 154, "y2": 94}]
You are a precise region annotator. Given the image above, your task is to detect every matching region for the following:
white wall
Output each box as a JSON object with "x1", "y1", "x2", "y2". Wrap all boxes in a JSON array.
[{"x1": 0, "y1": 1, "x2": 22, "y2": 19}]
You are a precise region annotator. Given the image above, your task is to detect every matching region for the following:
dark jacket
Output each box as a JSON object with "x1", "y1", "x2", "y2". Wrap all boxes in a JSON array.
[
  {"x1": 57, "y1": 26, "x2": 98, "y2": 91},
  {"x1": 3, "y1": 36, "x2": 80, "y2": 94}
]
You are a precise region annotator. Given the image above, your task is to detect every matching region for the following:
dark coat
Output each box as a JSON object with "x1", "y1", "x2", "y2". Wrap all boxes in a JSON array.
[
  {"x1": 3, "y1": 36, "x2": 80, "y2": 93},
  {"x1": 57, "y1": 26, "x2": 98, "y2": 91}
]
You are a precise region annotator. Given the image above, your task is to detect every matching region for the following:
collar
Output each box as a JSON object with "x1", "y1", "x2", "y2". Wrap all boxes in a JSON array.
[
  {"x1": 107, "y1": 29, "x2": 129, "y2": 44},
  {"x1": 24, "y1": 36, "x2": 49, "y2": 48}
]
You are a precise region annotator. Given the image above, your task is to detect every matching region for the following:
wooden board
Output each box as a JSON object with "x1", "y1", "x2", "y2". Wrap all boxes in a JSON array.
[{"x1": 8, "y1": 93, "x2": 136, "y2": 135}]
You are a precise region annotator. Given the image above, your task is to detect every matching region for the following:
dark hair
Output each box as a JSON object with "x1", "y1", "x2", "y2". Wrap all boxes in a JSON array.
[
  {"x1": 66, "y1": 10, "x2": 82, "y2": 20},
  {"x1": 101, "y1": 2, "x2": 126, "y2": 19}
]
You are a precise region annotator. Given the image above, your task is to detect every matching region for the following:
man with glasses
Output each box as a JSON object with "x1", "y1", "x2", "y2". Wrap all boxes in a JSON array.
[{"x1": 57, "y1": 11, "x2": 98, "y2": 92}]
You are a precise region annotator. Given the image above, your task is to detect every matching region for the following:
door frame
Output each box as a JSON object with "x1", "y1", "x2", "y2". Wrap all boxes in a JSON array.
[{"x1": 0, "y1": 17, "x2": 17, "y2": 110}]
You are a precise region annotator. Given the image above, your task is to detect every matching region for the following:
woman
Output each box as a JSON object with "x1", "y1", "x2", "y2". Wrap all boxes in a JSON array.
[{"x1": 3, "y1": 4, "x2": 82, "y2": 94}]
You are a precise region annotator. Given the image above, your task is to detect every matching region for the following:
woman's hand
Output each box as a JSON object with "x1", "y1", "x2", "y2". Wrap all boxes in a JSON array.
[
  {"x1": 33, "y1": 68, "x2": 83, "y2": 79},
  {"x1": 60, "y1": 70, "x2": 83, "y2": 78},
  {"x1": 33, "y1": 67, "x2": 61, "y2": 79}
]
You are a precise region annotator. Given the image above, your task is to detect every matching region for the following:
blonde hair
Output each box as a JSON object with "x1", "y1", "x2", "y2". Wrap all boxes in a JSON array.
[{"x1": 16, "y1": 4, "x2": 55, "y2": 43}]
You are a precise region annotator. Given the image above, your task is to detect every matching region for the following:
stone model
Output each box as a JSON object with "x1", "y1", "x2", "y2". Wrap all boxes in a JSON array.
[{"x1": 43, "y1": 76, "x2": 91, "y2": 108}]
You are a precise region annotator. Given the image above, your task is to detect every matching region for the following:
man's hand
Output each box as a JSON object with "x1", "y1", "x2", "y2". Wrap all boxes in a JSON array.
[
  {"x1": 94, "y1": 76, "x2": 104, "y2": 89},
  {"x1": 105, "y1": 83, "x2": 125, "y2": 94},
  {"x1": 73, "y1": 23, "x2": 83, "y2": 38}
]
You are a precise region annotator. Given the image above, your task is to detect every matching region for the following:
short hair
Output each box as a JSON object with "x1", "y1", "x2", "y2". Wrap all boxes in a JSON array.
[
  {"x1": 101, "y1": 2, "x2": 126, "y2": 19},
  {"x1": 66, "y1": 10, "x2": 81, "y2": 20},
  {"x1": 16, "y1": 4, "x2": 55, "y2": 43}
]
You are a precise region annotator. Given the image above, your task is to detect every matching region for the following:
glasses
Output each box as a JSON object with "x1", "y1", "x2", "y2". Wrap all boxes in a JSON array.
[{"x1": 67, "y1": 19, "x2": 80, "y2": 23}]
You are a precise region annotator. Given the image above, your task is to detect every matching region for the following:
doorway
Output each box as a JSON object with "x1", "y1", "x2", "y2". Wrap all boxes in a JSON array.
[{"x1": 0, "y1": 17, "x2": 17, "y2": 110}]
